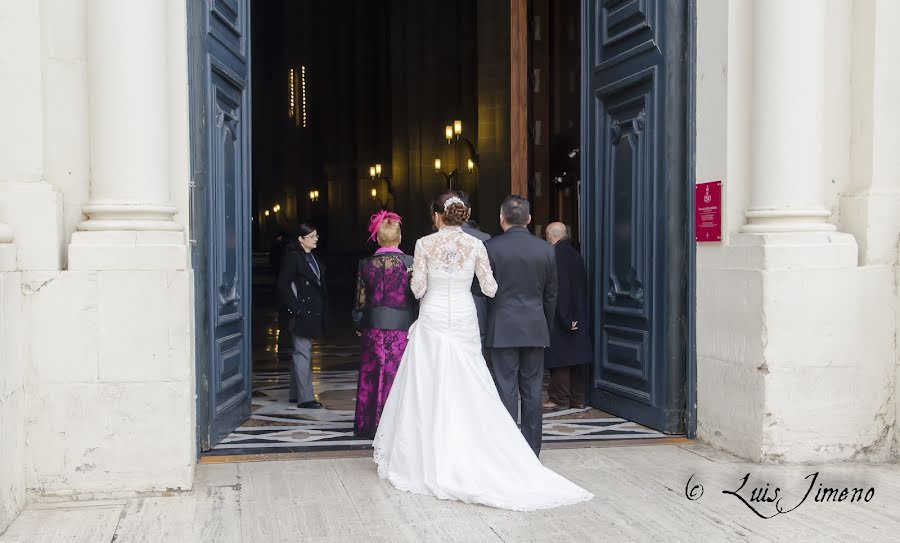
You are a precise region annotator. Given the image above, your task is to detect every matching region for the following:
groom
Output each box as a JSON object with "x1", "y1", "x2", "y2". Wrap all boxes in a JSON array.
[{"x1": 484, "y1": 195, "x2": 557, "y2": 456}]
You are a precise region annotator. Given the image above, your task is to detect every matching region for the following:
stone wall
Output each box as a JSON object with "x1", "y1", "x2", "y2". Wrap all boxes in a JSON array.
[
  {"x1": 0, "y1": 271, "x2": 25, "y2": 532},
  {"x1": 0, "y1": 0, "x2": 196, "y2": 518},
  {"x1": 695, "y1": 0, "x2": 898, "y2": 462}
]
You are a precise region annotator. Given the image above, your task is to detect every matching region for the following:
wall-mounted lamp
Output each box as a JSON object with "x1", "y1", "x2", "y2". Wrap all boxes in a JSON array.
[
  {"x1": 264, "y1": 210, "x2": 270, "y2": 217},
  {"x1": 369, "y1": 163, "x2": 388, "y2": 182},
  {"x1": 273, "y1": 204, "x2": 281, "y2": 213},
  {"x1": 443, "y1": 120, "x2": 479, "y2": 169},
  {"x1": 434, "y1": 158, "x2": 457, "y2": 190},
  {"x1": 308, "y1": 190, "x2": 320, "y2": 203},
  {"x1": 368, "y1": 162, "x2": 394, "y2": 210}
]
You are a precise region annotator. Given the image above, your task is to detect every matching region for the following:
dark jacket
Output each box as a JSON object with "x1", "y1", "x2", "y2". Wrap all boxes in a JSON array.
[
  {"x1": 461, "y1": 222, "x2": 491, "y2": 298},
  {"x1": 544, "y1": 240, "x2": 593, "y2": 368},
  {"x1": 484, "y1": 226, "x2": 558, "y2": 348},
  {"x1": 277, "y1": 250, "x2": 327, "y2": 339}
]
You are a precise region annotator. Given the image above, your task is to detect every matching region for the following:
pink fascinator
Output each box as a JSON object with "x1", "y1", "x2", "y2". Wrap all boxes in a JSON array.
[{"x1": 367, "y1": 210, "x2": 402, "y2": 242}]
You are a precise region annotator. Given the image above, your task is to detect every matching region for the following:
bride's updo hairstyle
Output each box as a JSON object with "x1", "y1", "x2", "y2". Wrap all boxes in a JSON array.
[{"x1": 432, "y1": 191, "x2": 468, "y2": 226}]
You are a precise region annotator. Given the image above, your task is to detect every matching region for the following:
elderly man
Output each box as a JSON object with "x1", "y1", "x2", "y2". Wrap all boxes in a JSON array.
[{"x1": 543, "y1": 222, "x2": 593, "y2": 410}]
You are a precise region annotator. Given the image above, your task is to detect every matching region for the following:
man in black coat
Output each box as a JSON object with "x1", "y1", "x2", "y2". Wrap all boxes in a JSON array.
[
  {"x1": 543, "y1": 222, "x2": 593, "y2": 409},
  {"x1": 277, "y1": 223, "x2": 327, "y2": 409},
  {"x1": 484, "y1": 195, "x2": 557, "y2": 456},
  {"x1": 456, "y1": 191, "x2": 491, "y2": 346}
]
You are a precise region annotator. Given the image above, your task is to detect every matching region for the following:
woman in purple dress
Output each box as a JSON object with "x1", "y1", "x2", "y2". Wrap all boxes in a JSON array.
[{"x1": 352, "y1": 211, "x2": 417, "y2": 438}]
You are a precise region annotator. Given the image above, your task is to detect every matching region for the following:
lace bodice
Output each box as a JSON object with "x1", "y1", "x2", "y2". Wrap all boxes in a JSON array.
[{"x1": 410, "y1": 226, "x2": 498, "y2": 299}]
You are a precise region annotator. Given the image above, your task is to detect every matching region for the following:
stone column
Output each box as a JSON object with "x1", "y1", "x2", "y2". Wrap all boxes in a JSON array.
[
  {"x1": 69, "y1": 0, "x2": 184, "y2": 269},
  {"x1": 842, "y1": 0, "x2": 900, "y2": 265},
  {"x1": 742, "y1": 0, "x2": 833, "y2": 233},
  {"x1": 0, "y1": 221, "x2": 14, "y2": 271},
  {"x1": 0, "y1": 1, "x2": 63, "y2": 271}
]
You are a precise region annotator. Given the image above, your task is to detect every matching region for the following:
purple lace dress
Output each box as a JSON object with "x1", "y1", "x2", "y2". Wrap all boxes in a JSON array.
[{"x1": 352, "y1": 249, "x2": 417, "y2": 438}]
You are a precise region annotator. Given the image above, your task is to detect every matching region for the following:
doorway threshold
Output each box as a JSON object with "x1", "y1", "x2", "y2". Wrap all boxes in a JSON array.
[
  {"x1": 200, "y1": 436, "x2": 692, "y2": 464},
  {"x1": 200, "y1": 371, "x2": 687, "y2": 462}
]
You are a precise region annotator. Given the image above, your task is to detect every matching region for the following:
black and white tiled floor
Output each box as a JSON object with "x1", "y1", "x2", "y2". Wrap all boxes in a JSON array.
[
  {"x1": 208, "y1": 270, "x2": 673, "y2": 457},
  {"x1": 206, "y1": 350, "x2": 669, "y2": 456}
]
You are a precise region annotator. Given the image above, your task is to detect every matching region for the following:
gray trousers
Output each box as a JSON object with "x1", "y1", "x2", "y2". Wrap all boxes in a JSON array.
[
  {"x1": 290, "y1": 335, "x2": 314, "y2": 403},
  {"x1": 490, "y1": 347, "x2": 544, "y2": 456}
]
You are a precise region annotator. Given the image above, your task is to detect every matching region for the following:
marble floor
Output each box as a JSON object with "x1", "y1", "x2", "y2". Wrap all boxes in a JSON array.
[
  {"x1": 4, "y1": 443, "x2": 899, "y2": 542},
  {"x1": 207, "y1": 337, "x2": 671, "y2": 457}
]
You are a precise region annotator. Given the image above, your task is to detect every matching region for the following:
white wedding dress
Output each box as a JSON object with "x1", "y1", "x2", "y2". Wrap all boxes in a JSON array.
[{"x1": 373, "y1": 226, "x2": 594, "y2": 511}]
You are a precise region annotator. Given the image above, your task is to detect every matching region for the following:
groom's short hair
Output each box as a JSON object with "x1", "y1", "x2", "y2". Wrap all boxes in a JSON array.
[{"x1": 500, "y1": 195, "x2": 530, "y2": 226}]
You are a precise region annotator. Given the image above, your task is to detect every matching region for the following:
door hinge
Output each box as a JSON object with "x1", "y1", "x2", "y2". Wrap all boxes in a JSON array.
[{"x1": 189, "y1": 179, "x2": 198, "y2": 246}]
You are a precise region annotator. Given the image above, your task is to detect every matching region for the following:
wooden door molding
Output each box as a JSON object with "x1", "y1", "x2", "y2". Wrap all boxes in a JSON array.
[{"x1": 510, "y1": 0, "x2": 528, "y2": 197}]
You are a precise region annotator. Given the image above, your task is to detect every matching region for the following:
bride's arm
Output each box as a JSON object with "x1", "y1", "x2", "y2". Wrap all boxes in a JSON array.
[
  {"x1": 410, "y1": 238, "x2": 428, "y2": 299},
  {"x1": 474, "y1": 241, "x2": 498, "y2": 298}
]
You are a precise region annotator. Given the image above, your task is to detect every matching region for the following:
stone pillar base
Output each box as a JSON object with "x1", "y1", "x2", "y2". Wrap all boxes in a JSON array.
[
  {"x1": 728, "y1": 232, "x2": 858, "y2": 269},
  {"x1": 68, "y1": 231, "x2": 186, "y2": 271},
  {"x1": 697, "y1": 232, "x2": 895, "y2": 463},
  {"x1": 841, "y1": 191, "x2": 900, "y2": 265},
  {"x1": 0, "y1": 244, "x2": 15, "y2": 271},
  {"x1": 0, "y1": 181, "x2": 64, "y2": 271}
]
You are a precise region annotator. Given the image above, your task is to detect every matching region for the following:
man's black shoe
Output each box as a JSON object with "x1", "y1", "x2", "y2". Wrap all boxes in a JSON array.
[{"x1": 297, "y1": 400, "x2": 324, "y2": 409}]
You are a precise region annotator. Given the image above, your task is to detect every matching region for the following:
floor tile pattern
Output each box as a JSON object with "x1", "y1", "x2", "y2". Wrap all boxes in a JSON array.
[{"x1": 207, "y1": 344, "x2": 668, "y2": 456}]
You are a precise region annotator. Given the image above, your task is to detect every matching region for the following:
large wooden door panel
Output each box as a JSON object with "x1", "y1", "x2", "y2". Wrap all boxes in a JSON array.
[
  {"x1": 582, "y1": 0, "x2": 688, "y2": 433},
  {"x1": 189, "y1": 0, "x2": 253, "y2": 450}
]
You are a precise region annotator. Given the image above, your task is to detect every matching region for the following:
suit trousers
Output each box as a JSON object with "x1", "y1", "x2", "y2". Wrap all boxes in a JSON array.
[
  {"x1": 290, "y1": 335, "x2": 314, "y2": 404},
  {"x1": 548, "y1": 364, "x2": 586, "y2": 407},
  {"x1": 490, "y1": 347, "x2": 545, "y2": 456}
]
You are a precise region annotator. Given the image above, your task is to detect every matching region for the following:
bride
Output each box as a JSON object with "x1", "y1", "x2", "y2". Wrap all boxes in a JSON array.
[{"x1": 373, "y1": 192, "x2": 594, "y2": 511}]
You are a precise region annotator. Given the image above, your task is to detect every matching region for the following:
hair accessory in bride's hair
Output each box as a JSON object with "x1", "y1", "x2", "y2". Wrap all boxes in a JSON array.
[
  {"x1": 367, "y1": 210, "x2": 402, "y2": 242},
  {"x1": 443, "y1": 196, "x2": 464, "y2": 212}
]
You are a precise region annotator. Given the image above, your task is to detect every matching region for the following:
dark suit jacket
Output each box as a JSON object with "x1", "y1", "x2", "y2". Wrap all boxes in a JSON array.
[
  {"x1": 277, "y1": 250, "x2": 327, "y2": 339},
  {"x1": 484, "y1": 226, "x2": 558, "y2": 348},
  {"x1": 545, "y1": 240, "x2": 593, "y2": 368},
  {"x1": 462, "y1": 222, "x2": 491, "y2": 298}
]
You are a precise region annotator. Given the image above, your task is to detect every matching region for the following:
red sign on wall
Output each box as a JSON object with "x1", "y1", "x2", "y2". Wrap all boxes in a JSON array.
[{"x1": 695, "y1": 181, "x2": 722, "y2": 242}]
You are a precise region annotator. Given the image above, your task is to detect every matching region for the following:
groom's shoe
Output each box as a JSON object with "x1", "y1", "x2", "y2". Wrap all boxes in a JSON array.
[{"x1": 297, "y1": 400, "x2": 324, "y2": 409}]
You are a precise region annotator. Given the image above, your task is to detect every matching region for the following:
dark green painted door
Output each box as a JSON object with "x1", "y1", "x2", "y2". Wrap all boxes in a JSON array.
[
  {"x1": 189, "y1": 0, "x2": 253, "y2": 450},
  {"x1": 581, "y1": 0, "x2": 690, "y2": 433}
]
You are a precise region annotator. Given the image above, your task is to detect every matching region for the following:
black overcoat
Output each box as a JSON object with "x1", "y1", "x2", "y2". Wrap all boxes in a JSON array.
[
  {"x1": 544, "y1": 239, "x2": 593, "y2": 368},
  {"x1": 277, "y1": 250, "x2": 328, "y2": 339}
]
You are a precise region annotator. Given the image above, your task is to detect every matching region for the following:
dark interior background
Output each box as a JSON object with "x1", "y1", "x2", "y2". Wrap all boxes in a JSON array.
[
  {"x1": 251, "y1": 0, "x2": 513, "y2": 259},
  {"x1": 249, "y1": 0, "x2": 580, "y2": 337}
]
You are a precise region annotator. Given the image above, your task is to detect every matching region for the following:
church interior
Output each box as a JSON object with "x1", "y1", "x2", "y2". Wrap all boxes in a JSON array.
[{"x1": 202, "y1": 0, "x2": 671, "y2": 457}]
